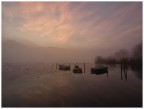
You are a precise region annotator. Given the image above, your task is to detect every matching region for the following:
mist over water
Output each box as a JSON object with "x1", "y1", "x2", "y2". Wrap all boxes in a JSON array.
[
  {"x1": 3, "y1": 39, "x2": 114, "y2": 63},
  {"x1": 2, "y1": 63, "x2": 142, "y2": 107}
]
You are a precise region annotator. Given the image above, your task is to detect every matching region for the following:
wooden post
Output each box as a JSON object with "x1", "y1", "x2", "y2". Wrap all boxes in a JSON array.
[
  {"x1": 121, "y1": 65, "x2": 123, "y2": 80},
  {"x1": 56, "y1": 63, "x2": 57, "y2": 69},
  {"x1": 84, "y1": 62, "x2": 85, "y2": 74}
]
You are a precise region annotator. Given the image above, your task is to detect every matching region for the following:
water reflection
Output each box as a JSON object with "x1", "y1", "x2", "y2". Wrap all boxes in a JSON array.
[
  {"x1": 120, "y1": 64, "x2": 128, "y2": 81},
  {"x1": 2, "y1": 63, "x2": 142, "y2": 107},
  {"x1": 130, "y1": 65, "x2": 142, "y2": 79}
]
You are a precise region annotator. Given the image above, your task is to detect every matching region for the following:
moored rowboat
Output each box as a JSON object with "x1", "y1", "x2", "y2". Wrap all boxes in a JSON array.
[
  {"x1": 59, "y1": 65, "x2": 70, "y2": 71},
  {"x1": 73, "y1": 66, "x2": 82, "y2": 73},
  {"x1": 91, "y1": 66, "x2": 108, "y2": 74}
]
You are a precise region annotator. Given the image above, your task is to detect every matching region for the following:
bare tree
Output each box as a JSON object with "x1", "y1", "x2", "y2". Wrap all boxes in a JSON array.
[
  {"x1": 131, "y1": 43, "x2": 142, "y2": 60},
  {"x1": 130, "y1": 42, "x2": 142, "y2": 67},
  {"x1": 114, "y1": 49, "x2": 129, "y2": 64}
]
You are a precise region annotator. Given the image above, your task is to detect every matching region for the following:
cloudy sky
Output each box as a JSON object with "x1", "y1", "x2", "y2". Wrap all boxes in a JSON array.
[{"x1": 2, "y1": 2, "x2": 142, "y2": 50}]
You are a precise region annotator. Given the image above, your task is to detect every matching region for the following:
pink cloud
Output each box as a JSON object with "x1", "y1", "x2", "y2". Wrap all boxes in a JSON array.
[{"x1": 2, "y1": 2, "x2": 142, "y2": 49}]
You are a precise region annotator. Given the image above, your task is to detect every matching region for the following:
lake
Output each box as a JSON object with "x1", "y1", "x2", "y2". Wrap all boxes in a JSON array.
[{"x1": 2, "y1": 63, "x2": 142, "y2": 107}]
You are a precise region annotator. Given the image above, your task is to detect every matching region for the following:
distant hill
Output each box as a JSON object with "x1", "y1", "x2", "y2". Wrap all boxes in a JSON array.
[{"x1": 2, "y1": 40, "x2": 98, "y2": 63}]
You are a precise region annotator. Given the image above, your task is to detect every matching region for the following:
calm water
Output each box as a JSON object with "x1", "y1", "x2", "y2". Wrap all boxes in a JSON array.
[{"x1": 2, "y1": 63, "x2": 142, "y2": 107}]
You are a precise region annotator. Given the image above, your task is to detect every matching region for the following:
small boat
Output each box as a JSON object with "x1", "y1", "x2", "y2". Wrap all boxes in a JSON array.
[
  {"x1": 73, "y1": 66, "x2": 82, "y2": 73},
  {"x1": 91, "y1": 66, "x2": 108, "y2": 74},
  {"x1": 59, "y1": 65, "x2": 70, "y2": 71}
]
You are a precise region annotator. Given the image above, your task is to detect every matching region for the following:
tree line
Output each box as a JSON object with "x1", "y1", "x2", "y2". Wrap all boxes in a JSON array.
[{"x1": 95, "y1": 42, "x2": 142, "y2": 68}]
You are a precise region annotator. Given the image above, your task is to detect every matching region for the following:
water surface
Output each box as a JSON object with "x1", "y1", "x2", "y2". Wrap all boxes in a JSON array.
[{"x1": 2, "y1": 63, "x2": 142, "y2": 107}]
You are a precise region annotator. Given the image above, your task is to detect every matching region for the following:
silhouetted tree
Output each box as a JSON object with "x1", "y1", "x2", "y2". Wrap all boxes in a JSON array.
[
  {"x1": 131, "y1": 43, "x2": 142, "y2": 60},
  {"x1": 130, "y1": 42, "x2": 142, "y2": 67},
  {"x1": 95, "y1": 43, "x2": 142, "y2": 68},
  {"x1": 114, "y1": 49, "x2": 129, "y2": 64}
]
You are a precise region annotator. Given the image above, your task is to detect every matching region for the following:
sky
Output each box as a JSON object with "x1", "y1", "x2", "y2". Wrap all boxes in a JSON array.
[{"x1": 2, "y1": 2, "x2": 142, "y2": 51}]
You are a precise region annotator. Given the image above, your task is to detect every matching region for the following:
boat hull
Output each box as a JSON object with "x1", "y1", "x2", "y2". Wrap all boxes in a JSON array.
[
  {"x1": 91, "y1": 67, "x2": 108, "y2": 74},
  {"x1": 59, "y1": 65, "x2": 70, "y2": 71}
]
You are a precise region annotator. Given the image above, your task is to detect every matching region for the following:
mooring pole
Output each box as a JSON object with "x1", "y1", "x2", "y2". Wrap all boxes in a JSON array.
[
  {"x1": 84, "y1": 62, "x2": 85, "y2": 74},
  {"x1": 56, "y1": 63, "x2": 57, "y2": 69}
]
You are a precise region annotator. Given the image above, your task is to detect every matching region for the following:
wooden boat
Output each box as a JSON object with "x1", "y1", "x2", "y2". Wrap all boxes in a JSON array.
[
  {"x1": 73, "y1": 66, "x2": 82, "y2": 73},
  {"x1": 91, "y1": 66, "x2": 108, "y2": 74},
  {"x1": 59, "y1": 65, "x2": 70, "y2": 71}
]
